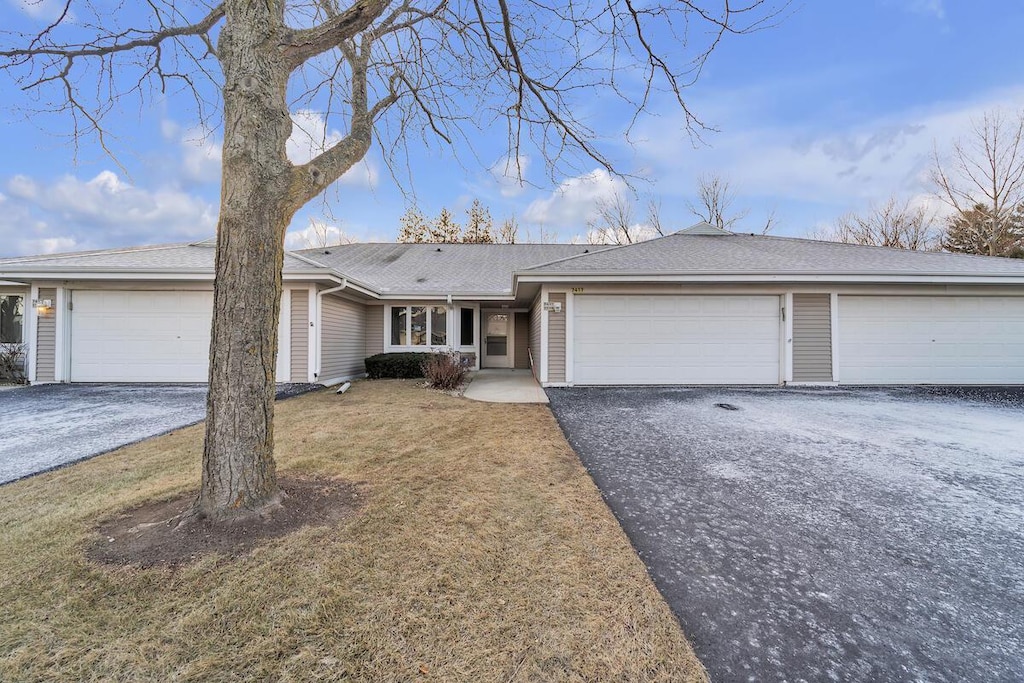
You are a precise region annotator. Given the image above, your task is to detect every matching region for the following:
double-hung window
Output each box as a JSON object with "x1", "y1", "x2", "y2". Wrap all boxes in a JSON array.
[
  {"x1": 390, "y1": 305, "x2": 447, "y2": 347},
  {"x1": 0, "y1": 295, "x2": 24, "y2": 344}
]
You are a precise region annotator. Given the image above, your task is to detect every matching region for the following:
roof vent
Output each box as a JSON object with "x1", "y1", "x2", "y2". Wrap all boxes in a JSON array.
[
  {"x1": 583, "y1": 249, "x2": 589, "y2": 253},
  {"x1": 323, "y1": 250, "x2": 331, "y2": 254},
  {"x1": 436, "y1": 247, "x2": 442, "y2": 252}
]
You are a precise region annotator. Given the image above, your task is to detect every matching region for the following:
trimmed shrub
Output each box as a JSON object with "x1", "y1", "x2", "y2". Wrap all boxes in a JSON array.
[
  {"x1": 422, "y1": 351, "x2": 468, "y2": 391},
  {"x1": 364, "y1": 352, "x2": 427, "y2": 379}
]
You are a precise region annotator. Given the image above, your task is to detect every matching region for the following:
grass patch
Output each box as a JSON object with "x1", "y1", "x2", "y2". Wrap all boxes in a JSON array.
[{"x1": 0, "y1": 380, "x2": 706, "y2": 682}]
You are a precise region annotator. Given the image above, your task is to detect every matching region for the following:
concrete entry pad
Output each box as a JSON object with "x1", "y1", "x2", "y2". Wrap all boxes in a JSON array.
[
  {"x1": 462, "y1": 369, "x2": 548, "y2": 403},
  {"x1": 547, "y1": 386, "x2": 1024, "y2": 683}
]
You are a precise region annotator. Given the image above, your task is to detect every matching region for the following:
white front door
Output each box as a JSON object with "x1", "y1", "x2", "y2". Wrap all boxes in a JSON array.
[{"x1": 481, "y1": 312, "x2": 513, "y2": 368}]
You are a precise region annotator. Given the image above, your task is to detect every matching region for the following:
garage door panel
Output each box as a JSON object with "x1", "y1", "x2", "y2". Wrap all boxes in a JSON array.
[
  {"x1": 70, "y1": 291, "x2": 214, "y2": 382},
  {"x1": 838, "y1": 296, "x2": 1024, "y2": 384},
  {"x1": 573, "y1": 294, "x2": 780, "y2": 385}
]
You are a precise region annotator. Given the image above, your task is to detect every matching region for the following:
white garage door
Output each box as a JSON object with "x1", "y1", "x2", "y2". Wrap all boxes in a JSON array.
[
  {"x1": 573, "y1": 295, "x2": 781, "y2": 385},
  {"x1": 71, "y1": 290, "x2": 214, "y2": 382},
  {"x1": 838, "y1": 296, "x2": 1024, "y2": 384}
]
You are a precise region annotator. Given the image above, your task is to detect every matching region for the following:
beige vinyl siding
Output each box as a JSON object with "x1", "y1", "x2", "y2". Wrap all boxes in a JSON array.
[
  {"x1": 514, "y1": 312, "x2": 530, "y2": 370},
  {"x1": 529, "y1": 297, "x2": 542, "y2": 379},
  {"x1": 290, "y1": 289, "x2": 309, "y2": 382},
  {"x1": 365, "y1": 305, "x2": 384, "y2": 356},
  {"x1": 548, "y1": 292, "x2": 566, "y2": 383},
  {"x1": 34, "y1": 287, "x2": 57, "y2": 383},
  {"x1": 320, "y1": 295, "x2": 367, "y2": 381},
  {"x1": 792, "y1": 293, "x2": 832, "y2": 382}
]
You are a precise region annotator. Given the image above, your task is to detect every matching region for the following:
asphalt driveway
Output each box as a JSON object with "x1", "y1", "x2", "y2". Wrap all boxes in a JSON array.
[
  {"x1": 546, "y1": 386, "x2": 1024, "y2": 683},
  {"x1": 0, "y1": 383, "x2": 318, "y2": 485}
]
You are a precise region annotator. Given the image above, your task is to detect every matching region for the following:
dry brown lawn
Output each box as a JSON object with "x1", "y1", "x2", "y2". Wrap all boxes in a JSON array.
[{"x1": 0, "y1": 380, "x2": 707, "y2": 682}]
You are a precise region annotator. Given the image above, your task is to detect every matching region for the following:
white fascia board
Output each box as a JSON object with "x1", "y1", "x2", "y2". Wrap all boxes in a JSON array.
[
  {"x1": 376, "y1": 292, "x2": 516, "y2": 301},
  {"x1": 514, "y1": 273, "x2": 1024, "y2": 286}
]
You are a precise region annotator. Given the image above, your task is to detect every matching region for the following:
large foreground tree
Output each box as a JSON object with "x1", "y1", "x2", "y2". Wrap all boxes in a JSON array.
[{"x1": 1, "y1": 0, "x2": 782, "y2": 522}]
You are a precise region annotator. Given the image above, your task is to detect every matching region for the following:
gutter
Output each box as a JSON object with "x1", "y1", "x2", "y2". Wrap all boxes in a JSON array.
[{"x1": 313, "y1": 279, "x2": 348, "y2": 383}]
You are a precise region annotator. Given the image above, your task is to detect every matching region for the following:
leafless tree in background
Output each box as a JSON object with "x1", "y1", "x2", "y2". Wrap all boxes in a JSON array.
[
  {"x1": 687, "y1": 173, "x2": 774, "y2": 233},
  {"x1": 932, "y1": 108, "x2": 1024, "y2": 256},
  {"x1": 1, "y1": 0, "x2": 785, "y2": 522},
  {"x1": 817, "y1": 197, "x2": 937, "y2": 250}
]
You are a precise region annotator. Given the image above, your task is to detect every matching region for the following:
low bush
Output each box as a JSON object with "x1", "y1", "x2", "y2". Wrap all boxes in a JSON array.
[
  {"x1": 0, "y1": 343, "x2": 27, "y2": 383},
  {"x1": 422, "y1": 351, "x2": 468, "y2": 391},
  {"x1": 364, "y1": 352, "x2": 426, "y2": 379}
]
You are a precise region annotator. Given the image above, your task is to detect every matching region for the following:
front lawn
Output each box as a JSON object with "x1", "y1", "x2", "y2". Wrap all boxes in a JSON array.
[{"x1": 0, "y1": 380, "x2": 706, "y2": 682}]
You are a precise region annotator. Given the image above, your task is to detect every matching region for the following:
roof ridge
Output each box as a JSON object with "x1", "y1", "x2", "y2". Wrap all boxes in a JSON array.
[
  {"x1": 735, "y1": 232, "x2": 1022, "y2": 262},
  {"x1": 0, "y1": 242, "x2": 194, "y2": 265},
  {"x1": 519, "y1": 233, "x2": 677, "y2": 272}
]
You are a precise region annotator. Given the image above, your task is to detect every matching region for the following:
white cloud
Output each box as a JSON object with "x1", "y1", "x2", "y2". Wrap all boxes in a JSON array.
[
  {"x1": 491, "y1": 155, "x2": 531, "y2": 197},
  {"x1": 523, "y1": 169, "x2": 630, "y2": 229},
  {"x1": 902, "y1": 0, "x2": 945, "y2": 19},
  {"x1": 11, "y1": 0, "x2": 69, "y2": 20},
  {"x1": 630, "y1": 85, "x2": 1024, "y2": 231},
  {"x1": 180, "y1": 127, "x2": 223, "y2": 184},
  {"x1": 0, "y1": 171, "x2": 216, "y2": 256},
  {"x1": 284, "y1": 218, "x2": 356, "y2": 250}
]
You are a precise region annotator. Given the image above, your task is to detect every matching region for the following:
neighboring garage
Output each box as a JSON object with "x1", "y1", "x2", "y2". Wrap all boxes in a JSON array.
[
  {"x1": 64, "y1": 288, "x2": 301, "y2": 383},
  {"x1": 70, "y1": 290, "x2": 214, "y2": 382},
  {"x1": 838, "y1": 295, "x2": 1024, "y2": 384},
  {"x1": 573, "y1": 294, "x2": 781, "y2": 385}
]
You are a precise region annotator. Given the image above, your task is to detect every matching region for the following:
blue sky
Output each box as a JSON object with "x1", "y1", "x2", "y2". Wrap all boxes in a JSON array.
[{"x1": 1, "y1": 0, "x2": 1023, "y2": 255}]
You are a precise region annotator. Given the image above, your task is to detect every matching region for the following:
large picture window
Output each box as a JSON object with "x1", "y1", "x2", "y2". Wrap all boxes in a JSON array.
[
  {"x1": 0, "y1": 295, "x2": 24, "y2": 344},
  {"x1": 389, "y1": 305, "x2": 447, "y2": 347}
]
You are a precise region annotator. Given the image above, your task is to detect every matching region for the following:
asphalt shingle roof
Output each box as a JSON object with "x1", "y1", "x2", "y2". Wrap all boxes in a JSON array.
[
  {"x1": 0, "y1": 243, "x2": 323, "y2": 273},
  {"x1": 522, "y1": 232, "x2": 1024, "y2": 276},
  {"x1": 294, "y1": 243, "x2": 595, "y2": 294}
]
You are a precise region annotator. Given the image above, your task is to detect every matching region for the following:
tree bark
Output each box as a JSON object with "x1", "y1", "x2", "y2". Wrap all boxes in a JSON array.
[{"x1": 194, "y1": 0, "x2": 295, "y2": 522}]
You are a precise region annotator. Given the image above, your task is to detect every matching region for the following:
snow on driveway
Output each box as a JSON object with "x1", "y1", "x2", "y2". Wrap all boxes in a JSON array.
[
  {"x1": 0, "y1": 384, "x2": 208, "y2": 484},
  {"x1": 547, "y1": 386, "x2": 1024, "y2": 683},
  {"x1": 0, "y1": 383, "x2": 319, "y2": 485}
]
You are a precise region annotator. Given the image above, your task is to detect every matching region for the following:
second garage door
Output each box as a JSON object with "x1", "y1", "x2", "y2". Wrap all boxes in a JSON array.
[
  {"x1": 71, "y1": 290, "x2": 214, "y2": 382},
  {"x1": 573, "y1": 295, "x2": 781, "y2": 385},
  {"x1": 838, "y1": 295, "x2": 1024, "y2": 384}
]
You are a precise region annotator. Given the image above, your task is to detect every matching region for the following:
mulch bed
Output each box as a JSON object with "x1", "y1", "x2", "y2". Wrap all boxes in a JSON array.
[{"x1": 87, "y1": 476, "x2": 362, "y2": 568}]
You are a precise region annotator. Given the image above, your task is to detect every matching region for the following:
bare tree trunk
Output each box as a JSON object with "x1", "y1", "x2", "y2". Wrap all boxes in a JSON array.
[{"x1": 194, "y1": 1, "x2": 294, "y2": 522}]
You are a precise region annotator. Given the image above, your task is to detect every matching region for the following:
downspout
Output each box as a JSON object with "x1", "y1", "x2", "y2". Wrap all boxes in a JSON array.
[{"x1": 313, "y1": 279, "x2": 347, "y2": 384}]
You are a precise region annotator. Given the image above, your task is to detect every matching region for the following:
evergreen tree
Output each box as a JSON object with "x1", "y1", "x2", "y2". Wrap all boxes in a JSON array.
[
  {"x1": 397, "y1": 207, "x2": 430, "y2": 243},
  {"x1": 942, "y1": 203, "x2": 1024, "y2": 258},
  {"x1": 462, "y1": 199, "x2": 496, "y2": 243},
  {"x1": 429, "y1": 208, "x2": 463, "y2": 243}
]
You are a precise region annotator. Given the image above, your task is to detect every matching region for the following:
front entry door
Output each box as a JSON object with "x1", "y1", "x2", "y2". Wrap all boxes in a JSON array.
[{"x1": 481, "y1": 312, "x2": 513, "y2": 368}]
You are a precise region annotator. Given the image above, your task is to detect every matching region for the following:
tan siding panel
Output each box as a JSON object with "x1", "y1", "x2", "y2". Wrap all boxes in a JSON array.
[
  {"x1": 514, "y1": 312, "x2": 530, "y2": 370},
  {"x1": 792, "y1": 293, "x2": 832, "y2": 382},
  {"x1": 548, "y1": 293, "x2": 566, "y2": 383},
  {"x1": 35, "y1": 287, "x2": 57, "y2": 382},
  {"x1": 290, "y1": 289, "x2": 309, "y2": 382},
  {"x1": 320, "y1": 296, "x2": 367, "y2": 380},
  {"x1": 365, "y1": 305, "x2": 384, "y2": 357},
  {"x1": 529, "y1": 297, "x2": 542, "y2": 379}
]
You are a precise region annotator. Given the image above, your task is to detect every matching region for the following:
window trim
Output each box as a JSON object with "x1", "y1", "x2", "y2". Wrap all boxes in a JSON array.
[
  {"x1": 0, "y1": 293, "x2": 25, "y2": 345},
  {"x1": 385, "y1": 304, "x2": 450, "y2": 351}
]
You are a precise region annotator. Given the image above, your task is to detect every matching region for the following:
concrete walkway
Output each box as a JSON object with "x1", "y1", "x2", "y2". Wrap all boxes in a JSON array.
[{"x1": 462, "y1": 369, "x2": 548, "y2": 403}]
